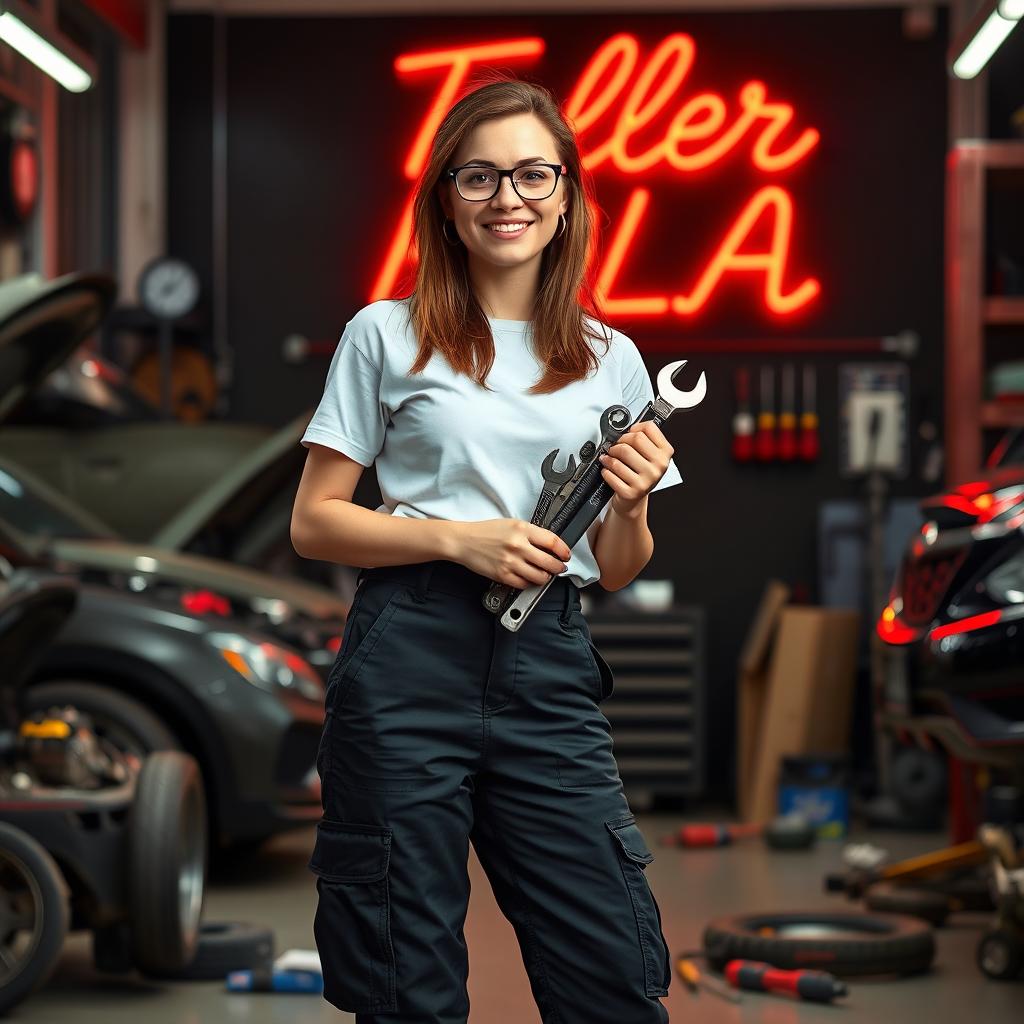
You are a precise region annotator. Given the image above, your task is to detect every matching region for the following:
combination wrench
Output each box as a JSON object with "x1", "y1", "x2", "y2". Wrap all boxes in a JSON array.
[
  {"x1": 482, "y1": 447, "x2": 577, "y2": 615},
  {"x1": 498, "y1": 359, "x2": 708, "y2": 632},
  {"x1": 482, "y1": 417, "x2": 630, "y2": 617}
]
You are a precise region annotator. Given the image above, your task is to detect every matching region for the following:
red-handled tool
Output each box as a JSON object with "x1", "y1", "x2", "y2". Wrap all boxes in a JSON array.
[
  {"x1": 778, "y1": 364, "x2": 797, "y2": 461},
  {"x1": 799, "y1": 364, "x2": 820, "y2": 462},
  {"x1": 755, "y1": 365, "x2": 776, "y2": 461},
  {"x1": 732, "y1": 367, "x2": 754, "y2": 462},
  {"x1": 659, "y1": 824, "x2": 762, "y2": 848},
  {"x1": 724, "y1": 960, "x2": 848, "y2": 1003},
  {"x1": 676, "y1": 957, "x2": 743, "y2": 1003}
]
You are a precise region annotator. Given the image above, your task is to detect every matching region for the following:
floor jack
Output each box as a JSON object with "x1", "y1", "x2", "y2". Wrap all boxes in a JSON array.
[
  {"x1": 976, "y1": 823, "x2": 1024, "y2": 980},
  {"x1": 825, "y1": 837, "x2": 989, "y2": 903},
  {"x1": 826, "y1": 827, "x2": 1024, "y2": 979}
]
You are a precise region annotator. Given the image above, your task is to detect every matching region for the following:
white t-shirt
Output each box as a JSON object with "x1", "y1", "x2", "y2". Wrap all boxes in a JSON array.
[{"x1": 300, "y1": 298, "x2": 683, "y2": 588}]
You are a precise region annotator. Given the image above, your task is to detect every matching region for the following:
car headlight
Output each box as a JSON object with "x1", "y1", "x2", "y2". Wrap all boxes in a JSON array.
[
  {"x1": 982, "y1": 546, "x2": 1024, "y2": 605},
  {"x1": 208, "y1": 632, "x2": 325, "y2": 703}
]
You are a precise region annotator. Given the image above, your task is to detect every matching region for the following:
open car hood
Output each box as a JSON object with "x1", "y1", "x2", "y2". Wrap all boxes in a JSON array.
[
  {"x1": 50, "y1": 537, "x2": 347, "y2": 621},
  {"x1": 0, "y1": 272, "x2": 117, "y2": 423},
  {"x1": 149, "y1": 409, "x2": 310, "y2": 551}
]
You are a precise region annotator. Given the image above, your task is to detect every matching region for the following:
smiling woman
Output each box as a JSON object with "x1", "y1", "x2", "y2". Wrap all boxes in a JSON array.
[
  {"x1": 438, "y1": 113, "x2": 570, "y2": 307},
  {"x1": 410, "y1": 86, "x2": 600, "y2": 388},
  {"x1": 294, "y1": 77, "x2": 678, "y2": 1024}
]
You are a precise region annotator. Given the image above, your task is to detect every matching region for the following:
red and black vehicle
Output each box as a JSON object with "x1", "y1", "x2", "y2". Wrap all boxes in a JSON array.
[{"x1": 876, "y1": 461, "x2": 1024, "y2": 772}]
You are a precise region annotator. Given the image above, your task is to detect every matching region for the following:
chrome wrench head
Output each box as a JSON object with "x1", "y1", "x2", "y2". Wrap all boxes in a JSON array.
[
  {"x1": 540, "y1": 448, "x2": 577, "y2": 486},
  {"x1": 657, "y1": 360, "x2": 707, "y2": 411}
]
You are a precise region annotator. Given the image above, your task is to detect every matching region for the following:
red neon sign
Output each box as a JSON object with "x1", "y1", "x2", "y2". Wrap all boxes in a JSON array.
[{"x1": 371, "y1": 33, "x2": 821, "y2": 318}]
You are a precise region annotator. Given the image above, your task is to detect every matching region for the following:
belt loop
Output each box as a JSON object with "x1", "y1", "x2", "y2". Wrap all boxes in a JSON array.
[
  {"x1": 413, "y1": 560, "x2": 436, "y2": 604},
  {"x1": 558, "y1": 578, "x2": 574, "y2": 626}
]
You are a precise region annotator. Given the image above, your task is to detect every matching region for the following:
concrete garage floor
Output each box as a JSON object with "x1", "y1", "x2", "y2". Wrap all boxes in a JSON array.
[{"x1": 34, "y1": 816, "x2": 1022, "y2": 1023}]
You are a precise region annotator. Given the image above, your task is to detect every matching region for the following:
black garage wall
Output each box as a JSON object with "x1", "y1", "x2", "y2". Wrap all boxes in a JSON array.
[{"x1": 168, "y1": 8, "x2": 949, "y2": 803}]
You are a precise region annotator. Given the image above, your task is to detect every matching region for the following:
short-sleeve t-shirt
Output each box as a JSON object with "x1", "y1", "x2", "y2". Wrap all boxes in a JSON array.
[{"x1": 300, "y1": 298, "x2": 683, "y2": 588}]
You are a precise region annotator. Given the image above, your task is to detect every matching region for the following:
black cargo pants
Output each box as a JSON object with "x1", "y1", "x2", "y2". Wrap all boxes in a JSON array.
[{"x1": 309, "y1": 559, "x2": 672, "y2": 1023}]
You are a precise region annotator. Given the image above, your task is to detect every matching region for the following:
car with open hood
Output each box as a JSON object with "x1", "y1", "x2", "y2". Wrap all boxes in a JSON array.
[
  {"x1": 0, "y1": 270, "x2": 347, "y2": 674},
  {"x1": 0, "y1": 270, "x2": 341, "y2": 847}
]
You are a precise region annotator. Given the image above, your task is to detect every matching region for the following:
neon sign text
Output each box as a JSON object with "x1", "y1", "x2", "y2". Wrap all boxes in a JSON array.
[
  {"x1": 566, "y1": 34, "x2": 819, "y2": 174},
  {"x1": 370, "y1": 34, "x2": 820, "y2": 318}
]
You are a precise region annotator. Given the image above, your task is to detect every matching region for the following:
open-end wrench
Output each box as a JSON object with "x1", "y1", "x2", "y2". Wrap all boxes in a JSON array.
[
  {"x1": 540, "y1": 411, "x2": 631, "y2": 532},
  {"x1": 482, "y1": 415, "x2": 630, "y2": 616},
  {"x1": 499, "y1": 360, "x2": 708, "y2": 632},
  {"x1": 482, "y1": 448, "x2": 577, "y2": 614}
]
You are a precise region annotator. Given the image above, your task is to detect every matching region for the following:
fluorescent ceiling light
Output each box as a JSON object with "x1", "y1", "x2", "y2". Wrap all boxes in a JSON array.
[
  {"x1": 0, "y1": 10, "x2": 93, "y2": 92},
  {"x1": 951, "y1": 0, "x2": 1023, "y2": 79}
]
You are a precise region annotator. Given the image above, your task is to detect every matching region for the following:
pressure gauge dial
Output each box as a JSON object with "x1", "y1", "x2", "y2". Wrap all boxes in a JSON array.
[{"x1": 138, "y1": 257, "x2": 200, "y2": 321}]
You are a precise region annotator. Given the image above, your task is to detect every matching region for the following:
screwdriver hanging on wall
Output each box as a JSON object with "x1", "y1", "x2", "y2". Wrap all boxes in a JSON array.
[
  {"x1": 732, "y1": 366, "x2": 755, "y2": 462},
  {"x1": 756, "y1": 365, "x2": 777, "y2": 461},
  {"x1": 778, "y1": 364, "x2": 797, "y2": 461},
  {"x1": 799, "y1": 364, "x2": 820, "y2": 462}
]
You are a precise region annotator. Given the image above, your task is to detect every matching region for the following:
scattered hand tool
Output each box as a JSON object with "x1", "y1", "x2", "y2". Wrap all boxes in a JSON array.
[
  {"x1": 660, "y1": 823, "x2": 763, "y2": 848},
  {"x1": 725, "y1": 959, "x2": 848, "y2": 1003},
  {"x1": 659, "y1": 814, "x2": 816, "y2": 850},
  {"x1": 799, "y1": 364, "x2": 820, "y2": 461},
  {"x1": 778, "y1": 364, "x2": 797, "y2": 461},
  {"x1": 676, "y1": 956, "x2": 743, "y2": 1003},
  {"x1": 755, "y1": 365, "x2": 776, "y2": 461},
  {"x1": 731, "y1": 366, "x2": 754, "y2": 462},
  {"x1": 497, "y1": 359, "x2": 708, "y2": 632}
]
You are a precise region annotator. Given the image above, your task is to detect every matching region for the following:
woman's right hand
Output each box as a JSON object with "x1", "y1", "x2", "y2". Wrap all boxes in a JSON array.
[{"x1": 449, "y1": 519, "x2": 572, "y2": 588}]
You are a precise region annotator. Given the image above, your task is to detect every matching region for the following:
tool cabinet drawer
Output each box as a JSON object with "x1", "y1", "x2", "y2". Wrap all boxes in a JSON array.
[{"x1": 587, "y1": 605, "x2": 706, "y2": 807}]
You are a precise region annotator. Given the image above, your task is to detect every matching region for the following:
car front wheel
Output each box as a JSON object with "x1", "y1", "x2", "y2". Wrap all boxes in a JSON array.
[{"x1": 22, "y1": 680, "x2": 179, "y2": 773}]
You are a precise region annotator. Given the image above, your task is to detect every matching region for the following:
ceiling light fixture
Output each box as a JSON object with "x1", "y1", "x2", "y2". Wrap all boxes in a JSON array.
[
  {"x1": 951, "y1": 0, "x2": 1024, "y2": 79},
  {"x1": 0, "y1": 3, "x2": 94, "y2": 93}
]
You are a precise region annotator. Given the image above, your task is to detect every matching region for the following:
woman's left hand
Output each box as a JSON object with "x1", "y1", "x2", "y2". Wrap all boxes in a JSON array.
[{"x1": 597, "y1": 421, "x2": 674, "y2": 518}]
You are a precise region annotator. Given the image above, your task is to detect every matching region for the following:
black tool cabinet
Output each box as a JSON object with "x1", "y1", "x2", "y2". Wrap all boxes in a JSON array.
[{"x1": 586, "y1": 606, "x2": 706, "y2": 809}]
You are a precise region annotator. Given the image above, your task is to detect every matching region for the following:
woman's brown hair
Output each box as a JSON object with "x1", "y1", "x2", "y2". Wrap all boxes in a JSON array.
[{"x1": 403, "y1": 78, "x2": 609, "y2": 395}]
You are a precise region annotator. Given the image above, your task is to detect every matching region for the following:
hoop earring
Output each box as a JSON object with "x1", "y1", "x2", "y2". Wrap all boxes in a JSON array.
[
  {"x1": 442, "y1": 219, "x2": 461, "y2": 246},
  {"x1": 555, "y1": 213, "x2": 567, "y2": 239}
]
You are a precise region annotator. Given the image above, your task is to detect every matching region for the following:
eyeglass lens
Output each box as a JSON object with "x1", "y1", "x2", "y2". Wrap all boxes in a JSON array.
[{"x1": 455, "y1": 165, "x2": 558, "y2": 200}]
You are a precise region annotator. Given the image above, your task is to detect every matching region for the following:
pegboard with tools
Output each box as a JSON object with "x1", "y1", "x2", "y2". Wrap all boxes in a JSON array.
[{"x1": 732, "y1": 364, "x2": 820, "y2": 465}]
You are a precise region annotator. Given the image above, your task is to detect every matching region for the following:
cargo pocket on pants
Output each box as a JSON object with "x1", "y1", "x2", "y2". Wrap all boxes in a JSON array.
[
  {"x1": 308, "y1": 820, "x2": 397, "y2": 1013},
  {"x1": 606, "y1": 816, "x2": 672, "y2": 997}
]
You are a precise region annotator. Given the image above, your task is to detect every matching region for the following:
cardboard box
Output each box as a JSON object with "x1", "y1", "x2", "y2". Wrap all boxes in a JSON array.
[
  {"x1": 736, "y1": 580, "x2": 790, "y2": 821},
  {"x1": 739, "y1": 600, "x2": 860, "y2": 824}
]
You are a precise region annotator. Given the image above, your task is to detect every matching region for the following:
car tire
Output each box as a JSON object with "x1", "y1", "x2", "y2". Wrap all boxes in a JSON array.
[
  {"x1": 22, "y1": 681, "x2": 179, "y2": 770},
  {"x1": 0, "y1": 822, "x2": 70, "y2": 1014},
  {"x1": 162, "y1": 921, "x2": 276, "y2": 981},
  {"x1": 703, "y1": 910, "x2": 936, "y2": 976},
  {"x1": 128, "y1": 751, "x2": 208, "y2": 977},
  {"x1": 890, "y1": 747, "x2": 946, "y2": 819}
]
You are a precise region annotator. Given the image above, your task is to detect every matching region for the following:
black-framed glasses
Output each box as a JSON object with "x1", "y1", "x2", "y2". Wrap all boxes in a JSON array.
[{"x1": 446, "y1": 162, "x2": 567, "y2": 202}]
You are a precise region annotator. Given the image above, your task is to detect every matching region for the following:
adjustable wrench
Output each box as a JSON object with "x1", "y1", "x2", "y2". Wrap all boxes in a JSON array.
[{"x1": 499, "y1": 360, "x2": 708, "y2": 632}]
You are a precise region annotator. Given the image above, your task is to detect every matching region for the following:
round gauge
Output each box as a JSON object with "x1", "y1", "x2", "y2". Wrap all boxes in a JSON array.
[{"x1": 138, "y1": 257, "x2": 200, "y2": 320}]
